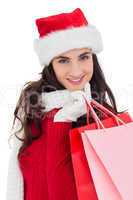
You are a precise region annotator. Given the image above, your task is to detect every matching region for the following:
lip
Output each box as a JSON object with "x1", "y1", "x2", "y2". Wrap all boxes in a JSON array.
[{"x1": 67, "y1": 75, "x2": 85, "y2": 85}]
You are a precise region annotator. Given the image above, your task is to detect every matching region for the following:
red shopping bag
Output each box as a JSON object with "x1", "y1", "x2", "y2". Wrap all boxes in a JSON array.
[{"x1": 69, "y1": 97, "x2": 133, "y2": 200}]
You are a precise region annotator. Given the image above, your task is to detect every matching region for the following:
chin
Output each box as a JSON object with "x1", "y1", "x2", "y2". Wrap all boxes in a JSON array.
[
  {"x1": 64, "y1": 82, "x2": 86, "y2": 91},
  {"x1": 69, "y1": 86, "x2": 84, "y2": 91}
]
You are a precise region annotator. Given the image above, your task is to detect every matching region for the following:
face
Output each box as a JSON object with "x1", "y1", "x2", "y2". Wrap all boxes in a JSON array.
[{"x1": 52, "y1": 47, "x2": 94, "y2": 91}]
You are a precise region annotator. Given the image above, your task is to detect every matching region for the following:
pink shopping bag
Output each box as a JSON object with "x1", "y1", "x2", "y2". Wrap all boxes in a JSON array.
[{"x1": 81, "y1": 97, "x2": 133, "y2": 200}]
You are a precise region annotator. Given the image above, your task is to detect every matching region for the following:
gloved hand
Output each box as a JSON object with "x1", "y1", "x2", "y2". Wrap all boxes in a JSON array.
[{"x1": 53, "y1": 82, "x2": 92, "y2": 122}]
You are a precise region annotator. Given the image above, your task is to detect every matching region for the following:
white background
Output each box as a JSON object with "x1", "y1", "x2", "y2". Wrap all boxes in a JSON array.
[{"x1": 0, "y1": 0, "x2": 133, "y2": 199}]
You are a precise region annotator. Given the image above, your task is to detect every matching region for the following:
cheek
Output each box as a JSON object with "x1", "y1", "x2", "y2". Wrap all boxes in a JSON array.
[
  {"x1": 53, "y1": 64, "x2": 68, "y2": 80},
  {"x1": 83, "y1": 61, "x2": 94, "y2": 77}
]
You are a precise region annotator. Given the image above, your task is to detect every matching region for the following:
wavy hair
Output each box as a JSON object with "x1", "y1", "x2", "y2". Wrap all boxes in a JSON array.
[{"x1": 8, "y1": 54, "x2": 125, "y2": 159}]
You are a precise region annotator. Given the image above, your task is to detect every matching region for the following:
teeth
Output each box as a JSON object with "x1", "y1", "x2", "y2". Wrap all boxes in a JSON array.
[
  {"x1": 71, "y1": 79, "x2": 81, "y2": 82},
  {"x1": 68, "y1": 76, "x2": 84, "y2": 82}
]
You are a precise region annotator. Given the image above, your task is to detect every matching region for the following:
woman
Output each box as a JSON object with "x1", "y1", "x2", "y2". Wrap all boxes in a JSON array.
[{"x1": 6, "y1": 8, "x2": 123, "y2": 200}]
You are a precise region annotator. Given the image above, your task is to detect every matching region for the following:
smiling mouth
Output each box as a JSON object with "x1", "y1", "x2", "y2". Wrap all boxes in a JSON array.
[{"x1": 67, "y1": 75, "x2": 85, "y2": 85}]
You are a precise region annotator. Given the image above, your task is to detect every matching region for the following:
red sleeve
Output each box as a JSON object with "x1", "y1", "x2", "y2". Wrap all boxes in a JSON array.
[{"x1": 19, "y1": 108, "x2": 76, "y2": 200}]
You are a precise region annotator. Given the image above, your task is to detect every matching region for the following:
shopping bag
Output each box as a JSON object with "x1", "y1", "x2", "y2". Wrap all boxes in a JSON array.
[
  {"x1": 69, "y1": 96, "x2": 133, "y2": 200},
  {"x1": 81, "y1": 98, "x2": 133, "y2": 200}
]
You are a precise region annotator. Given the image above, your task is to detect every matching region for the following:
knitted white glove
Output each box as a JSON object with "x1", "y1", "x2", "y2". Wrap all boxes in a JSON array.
[{"x1": 53, "y1": 82, "x2": 92, "y2": 122}]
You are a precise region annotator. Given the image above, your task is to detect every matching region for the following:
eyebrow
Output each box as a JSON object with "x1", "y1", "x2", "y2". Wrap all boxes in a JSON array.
[{"x1": 54, "y1": 51, "x2": 92, "y2": 60}]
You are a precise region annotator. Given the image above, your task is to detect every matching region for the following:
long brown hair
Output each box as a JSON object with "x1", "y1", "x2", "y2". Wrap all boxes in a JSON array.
[{"x1": 8, "y1": 53, "x2": 125, "y2": 159}]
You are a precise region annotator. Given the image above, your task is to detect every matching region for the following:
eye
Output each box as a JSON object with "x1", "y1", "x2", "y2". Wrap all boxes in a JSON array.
[
  {"x1": 80, "y1": 55, "x2": 90, "y2": 61},
  {"x1": 58, "y1": 59, "x2": 69, "y2": 64}
]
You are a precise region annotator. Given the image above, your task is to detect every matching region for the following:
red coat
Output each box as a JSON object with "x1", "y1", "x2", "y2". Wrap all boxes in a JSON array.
[{"x1": 18, "y1": 108, "x2": 97, "y2": 200}]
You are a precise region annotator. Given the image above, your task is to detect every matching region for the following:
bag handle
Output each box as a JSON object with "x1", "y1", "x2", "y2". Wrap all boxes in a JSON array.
[
  {"x1": 83, "y1": 95, "x2": 127, "y2": 130},
  {"x1": 91, "y1": 104, "x2": 110, "y2": 119},
  {"x1": 86, "y1": 100, "x2": 109, "y2": 124},
  {"x1": 86, "y1": 104, "x2": 102, "y2": 129},
  {"x1": 91, "y1": 99, "x2": 126, "y2": 125},
  {"x1": 85, "y1": 97, "x2": 107, "y2": 130},
  {"x1": 90, "y1": 101, "x2": 120, "y2": 126},
  {"x1": 85, "y1": 96, "x2": 105, "y2": 129}
]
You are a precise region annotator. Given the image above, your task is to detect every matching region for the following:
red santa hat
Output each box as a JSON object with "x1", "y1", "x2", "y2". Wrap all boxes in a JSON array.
[{"x1": 33, "y1": 8, "x2": 103, "y2": 67}]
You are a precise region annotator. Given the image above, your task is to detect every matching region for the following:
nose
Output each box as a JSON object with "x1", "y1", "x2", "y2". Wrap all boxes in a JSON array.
[{"x1": 69, "y1": 62, "x2": 83, "y2": 79}]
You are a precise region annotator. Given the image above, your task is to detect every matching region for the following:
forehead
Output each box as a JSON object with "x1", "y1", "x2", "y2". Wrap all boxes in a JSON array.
[{"x1": 58, "y1": 47, "x2": 91, "y2": 57}]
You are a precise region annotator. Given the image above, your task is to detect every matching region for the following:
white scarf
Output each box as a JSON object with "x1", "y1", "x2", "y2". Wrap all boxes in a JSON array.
[
  {"x1": 41, "y1": 81, "x2": 92, "y2": 112},
  {"x1": 6, "y1": 82, "x2": 92, "y2": 200}
]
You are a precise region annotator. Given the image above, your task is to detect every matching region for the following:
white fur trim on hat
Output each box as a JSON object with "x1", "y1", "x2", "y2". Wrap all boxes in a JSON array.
[{"x1": 33, "y1": 25, "x2": 103, "y2": 67}]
